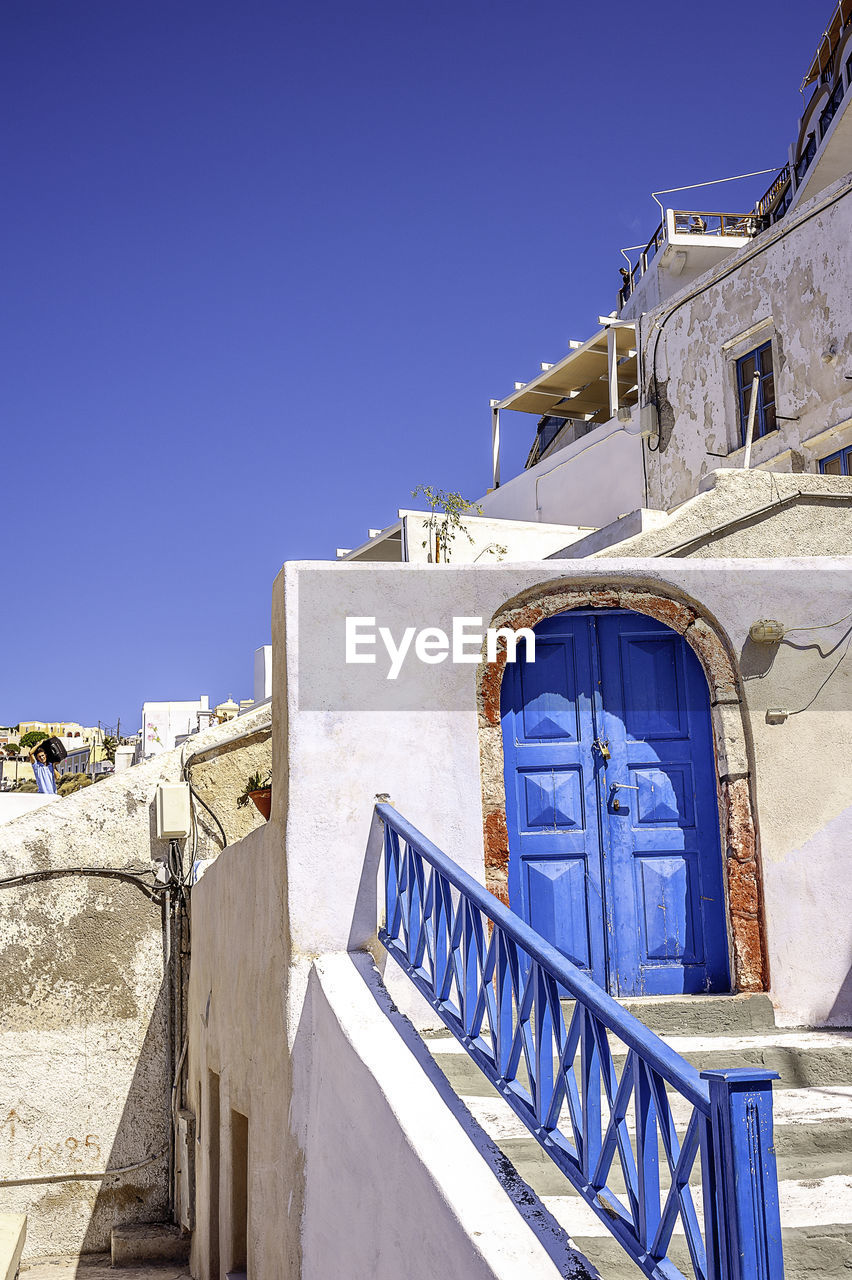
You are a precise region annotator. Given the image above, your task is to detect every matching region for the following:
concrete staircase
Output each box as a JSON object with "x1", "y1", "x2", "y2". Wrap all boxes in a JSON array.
[{"x1": 423, "y1": 995, "x2": 852, "y2": 1279}]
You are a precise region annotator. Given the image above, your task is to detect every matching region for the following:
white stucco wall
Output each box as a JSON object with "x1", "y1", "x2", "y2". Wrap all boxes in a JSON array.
[
  {"x1": 279, "y1": 557, "x2": 852, "y2": 1030},
  {"x1": 185, "y1": 553, "x2": 852, "y2": 1280},
  {"x1": 301, "y1": 953, "x2": 587, "y2": 1280},
  {"x1": 398, "y1": 510, "x2": 593, "y2": 563},
  {"x1": 140, "y1": 699, "x2": 205, "y2": 758},
  {"x1": 476, "y1": 418, "x2": 646, "y2": 529},
  {"x1": 0, "y1": 793, "x2": 59, "y2": 824}
]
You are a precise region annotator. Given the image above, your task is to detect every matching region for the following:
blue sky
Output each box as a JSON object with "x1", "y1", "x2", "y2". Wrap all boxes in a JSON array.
[{"x1": 1, "y1": 0, "x2": 826, "y2": 730}]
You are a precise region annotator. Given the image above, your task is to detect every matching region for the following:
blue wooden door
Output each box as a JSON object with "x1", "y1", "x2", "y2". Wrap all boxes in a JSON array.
[{"x1": 501, "y1": 610, "x2": 730, "y2": 997}]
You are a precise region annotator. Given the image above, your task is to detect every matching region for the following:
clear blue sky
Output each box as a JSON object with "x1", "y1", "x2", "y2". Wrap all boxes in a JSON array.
[{"x1": 1, "y1": 0, "x2": 825, "y2": 731}]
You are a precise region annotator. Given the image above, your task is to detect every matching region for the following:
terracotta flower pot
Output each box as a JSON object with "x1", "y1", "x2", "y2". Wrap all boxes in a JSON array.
[{"x1": 249, "y1": 788, "x2": 272, "y2": 821}]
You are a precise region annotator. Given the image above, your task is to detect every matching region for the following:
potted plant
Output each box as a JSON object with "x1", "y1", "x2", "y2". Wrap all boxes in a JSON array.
[{"x1": 237, "y1": 770, "x2": 272, "y2": 820}]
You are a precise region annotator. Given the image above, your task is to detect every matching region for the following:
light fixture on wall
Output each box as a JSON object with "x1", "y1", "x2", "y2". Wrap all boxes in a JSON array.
[{"x1": 749, "y1": 619, "x2": 784, "y2": 643}]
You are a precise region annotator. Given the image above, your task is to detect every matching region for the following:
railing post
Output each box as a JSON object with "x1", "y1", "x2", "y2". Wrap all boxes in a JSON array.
[{"x1": 701, "y1": 1069, "x2": 784, "y2": 1280}]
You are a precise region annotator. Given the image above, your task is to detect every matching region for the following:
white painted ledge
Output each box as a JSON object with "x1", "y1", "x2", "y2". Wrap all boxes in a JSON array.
[
  {"x1": 302, "y1": 952, "x2": 596, "y2": 1280},
  {"x1": 0, "y1": 1214, "x2": 26, "y2": 1280}
]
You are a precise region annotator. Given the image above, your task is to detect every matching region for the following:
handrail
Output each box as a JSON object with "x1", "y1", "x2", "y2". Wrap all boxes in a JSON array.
[
  {"x1": 377, "y1": 804, "x2": 785, "y2": 1280},
  {"x1": 377, "y1": 803, "x2": 709, "y2": 1110}
]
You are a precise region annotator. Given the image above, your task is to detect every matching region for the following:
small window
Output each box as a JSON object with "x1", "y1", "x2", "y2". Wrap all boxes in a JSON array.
[
  {"x1": 736, "y1": 342, "x2": 776, "y2": 445},
  {"x1": 819, "y1": 446, "x2": 852, "y2": 476}
]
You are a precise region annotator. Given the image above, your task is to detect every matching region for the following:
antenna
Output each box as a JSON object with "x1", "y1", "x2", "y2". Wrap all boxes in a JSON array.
[{"x1": 651, "y1": 167, "x2": 780, "y2": 218}]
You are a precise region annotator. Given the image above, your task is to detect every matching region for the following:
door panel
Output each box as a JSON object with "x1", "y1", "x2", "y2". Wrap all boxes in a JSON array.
[
  {"x1": 502, "y1": 614, "x2": 607, "y2": 987},
  {"x1": 501, "y1": 610, "x2": 731, "y2": 997},
  {"x1": 597, "y1": 614, "x2": 729, "y2": 995}
]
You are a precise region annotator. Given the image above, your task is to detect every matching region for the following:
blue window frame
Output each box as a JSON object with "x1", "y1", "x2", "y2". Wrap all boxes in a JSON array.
[
  {"x1": 819, "y1": 446, "x2": 852, "y2": 475},
  {"x1": 736, "y1": 341, "x2": 776, "y2": 444}
]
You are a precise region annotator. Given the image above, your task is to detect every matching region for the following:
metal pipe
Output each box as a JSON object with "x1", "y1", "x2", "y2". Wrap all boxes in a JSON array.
[{"x1": 741, "y1": 371, "x2": 761, "y2": 469}]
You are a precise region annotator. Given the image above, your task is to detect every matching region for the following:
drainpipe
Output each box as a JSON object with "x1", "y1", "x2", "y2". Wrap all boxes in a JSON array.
[
  {"x1": 741, "y1": 371, "x2": 761, "y2": 470},
  {"x1": 491, "y1": 406, "x2": 501, "y2": 489}
]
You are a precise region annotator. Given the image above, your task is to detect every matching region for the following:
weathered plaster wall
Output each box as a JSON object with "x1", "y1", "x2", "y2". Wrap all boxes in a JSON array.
[
  {"x1": 641, "y1": 176, "x2": 852, "y2": 512},
  {"x1": 184, "y1": 720, "x2": 271, "y2": 848},
  {"x1": 0, "y1": 706, "x2": 269, "y2": 1261},
  {"x1": 577, "y1": 470, "x2": 852, "y2": 559}
]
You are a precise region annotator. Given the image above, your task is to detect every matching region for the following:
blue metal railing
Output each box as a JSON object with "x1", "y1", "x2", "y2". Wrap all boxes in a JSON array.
[{"x1": 377, "y1": 804, "x2": 784, "y2": 1280}]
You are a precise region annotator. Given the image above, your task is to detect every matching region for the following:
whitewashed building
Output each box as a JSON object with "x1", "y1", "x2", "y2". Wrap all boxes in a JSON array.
[{"x1": 2, "y1": 8, "x2": 852, "y2": 1280}]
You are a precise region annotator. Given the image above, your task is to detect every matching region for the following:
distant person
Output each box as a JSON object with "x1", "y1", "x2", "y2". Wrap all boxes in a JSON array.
[{"x1": 29, "y1": 742, "x2": 58, "y2": 795}]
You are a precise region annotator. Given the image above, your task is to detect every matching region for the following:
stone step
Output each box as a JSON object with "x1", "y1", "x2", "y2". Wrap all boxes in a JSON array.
[
  {"x1": 22, "y1": 1257, "x2": 191, "y2": 1279},
  {"x1": 545, "y1": 1166, "x2": 852, "y2": 1279},
  {"x1": 492, "y1": 1128, "x2": 852, "y2": 1199},
  {"x1": 110, "y1": 1224, "x2": 190, "y2": 1268},
  {"x1": 459, "y1": 1085, "x2": 852, "y2": 1155},
  {"x1": 597, "y1": 993, "x2": 776, "y2": 1036},
  {"x1": 560, "y1": 1223, "x2": 852, "y2": 1280},
  {"x1": 424, "y1": 1016, "x2": 852, "y2": 1278},
  {"x1": 424, "y1": 1027, "x2": 852, "y2": 1091}
]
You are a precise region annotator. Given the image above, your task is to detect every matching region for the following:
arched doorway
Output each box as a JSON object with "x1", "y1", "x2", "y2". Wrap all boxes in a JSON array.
[{"x1": 500, "y1": 608, "x2": 730, "y2": 997}]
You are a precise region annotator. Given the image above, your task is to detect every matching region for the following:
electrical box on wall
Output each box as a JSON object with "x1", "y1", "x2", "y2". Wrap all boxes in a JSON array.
[{"x1": 155, "y1": 783, "x2": 192, "y2": 840}]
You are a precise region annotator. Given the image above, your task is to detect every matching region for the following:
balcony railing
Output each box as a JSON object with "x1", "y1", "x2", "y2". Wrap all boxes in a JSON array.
[
  {"x1": 619, "y1": 221, "x2": 666, "y2": 306},
  {"x1": 796, "y1": 132, "x2": 818, "y2": 182},
  {"x1": 755, "y1": 165, "x2": 791, "y2": 219},
  {"x1": 671, "y1": 210, "x2": 761, "y2": 239},
  {"x1": 377, "y1": 804, "x2": 785, "y2": 1280},
  {"x1": 820, "y1": 75, "x2": 848, "y2": 137}
]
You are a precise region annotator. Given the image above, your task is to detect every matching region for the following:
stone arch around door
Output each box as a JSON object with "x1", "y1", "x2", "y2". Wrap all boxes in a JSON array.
[{"x1": 477, "y1": 582, "x2": 767, "y2": 994}]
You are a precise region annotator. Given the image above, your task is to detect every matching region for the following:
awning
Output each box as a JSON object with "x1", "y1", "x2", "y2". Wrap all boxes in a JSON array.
[
  {"x1": 801, "y1": 0, "x2": 852, "y2": 90},
  {"x1": 489, "y1": 321, "x2": 638, "y2": 489},
  {"x1": 494, "y1": 323, "x2": 637, "y2": 420}
]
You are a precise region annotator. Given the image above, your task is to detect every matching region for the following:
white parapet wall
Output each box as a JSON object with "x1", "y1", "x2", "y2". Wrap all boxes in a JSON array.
[
  {"x1": 0, "y1": 1214, "x2": 26, "y2": 1280},
  {"x1": 0, "y1": 792, "x2": 59, "y2": 824},
  {"x1": 476, "y1": 418, "x2": 646, "y2": 529},
  {"x1": 301, "y1": 952, "x2": 589, "y2": 1280}
]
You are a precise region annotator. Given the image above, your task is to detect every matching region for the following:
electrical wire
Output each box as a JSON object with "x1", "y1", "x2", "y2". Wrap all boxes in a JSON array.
[
  {"x1": 788, "y1": 626, "x2": 852, "y2": 716},
  {"x1": 783, "y1": 609, "x2": 852, "y2": 635},
  {"x1": 186, "y1": 783, "x2": 227, "y2": 850},
  {"x1": 0, "y1": 1149, "x2": 168, "y2": 1189},
  {"x1": 0, "y1": 865, "x2": 163, "y2": 900}
]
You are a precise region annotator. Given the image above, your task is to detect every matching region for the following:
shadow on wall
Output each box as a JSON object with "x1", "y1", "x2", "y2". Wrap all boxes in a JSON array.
[
  {"x1": 739, "y1": 635, "x2": 781, "y2": 681},
  {"x1": 346, "y1": 805, "x2": 385, "y2": 954},
  {"x1": 0, "y1": 881, "x2": 172, "y2": 1262},
  {"x1": 828, "y1": 962, "x2": 852, "y2": 1028},
  {"x1": 75, "y1": 973, "x2": 172, "y2": 1260}
]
